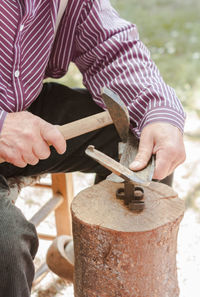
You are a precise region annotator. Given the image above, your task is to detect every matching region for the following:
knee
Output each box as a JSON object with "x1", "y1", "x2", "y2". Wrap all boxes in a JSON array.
[
  {"x1": 0, "y1": 220, "x2": 38, "y2": 267},
  {"x1": 0, "y1": 198, "x2": 39, "y2": 268},
  {"x1": 0, "y1": 222, "x2": 38, "y2": 291}
]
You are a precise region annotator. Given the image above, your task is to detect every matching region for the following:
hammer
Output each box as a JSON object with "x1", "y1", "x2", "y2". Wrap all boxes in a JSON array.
[
  {"x1": 57, "y1": 87, "x2": 130, "y2": 143},
  {"x1": 0, "y1": 88, "x2": 130, "y2": 164}
]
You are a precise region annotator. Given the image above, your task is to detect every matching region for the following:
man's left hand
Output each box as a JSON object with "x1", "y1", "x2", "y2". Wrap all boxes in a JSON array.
[{"x1": 129, "y1": 122, "x2": 186, "y2": 180}]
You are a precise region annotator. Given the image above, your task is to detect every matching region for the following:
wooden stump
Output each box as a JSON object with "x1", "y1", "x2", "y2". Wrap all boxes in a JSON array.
[{"x1": 71, "y1": 180, "x2": 184, "y2": 297}]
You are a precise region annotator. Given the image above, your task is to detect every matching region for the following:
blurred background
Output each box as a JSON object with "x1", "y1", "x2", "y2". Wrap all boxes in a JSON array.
[
  {"x1": 49, "y1": 0, "x2": 200, "y2": 110},
  {"x1": 22, "y1": 0, "x2": 200, "y2": 296}
]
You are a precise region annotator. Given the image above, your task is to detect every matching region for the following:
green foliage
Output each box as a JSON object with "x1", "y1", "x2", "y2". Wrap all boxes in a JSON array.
[{"x1": 111, "y1": 0, "x2": 200, "y2": 111}]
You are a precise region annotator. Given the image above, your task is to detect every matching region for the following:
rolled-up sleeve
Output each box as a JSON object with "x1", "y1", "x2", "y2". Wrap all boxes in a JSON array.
[{"x1": 72, "y1": 0, "x2": 186, "y2": 137}]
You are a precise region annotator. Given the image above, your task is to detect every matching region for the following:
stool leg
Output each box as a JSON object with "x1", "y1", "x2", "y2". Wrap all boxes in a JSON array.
[{"x1": 51, "y1": 173, "x2": 74, "y2": 236}]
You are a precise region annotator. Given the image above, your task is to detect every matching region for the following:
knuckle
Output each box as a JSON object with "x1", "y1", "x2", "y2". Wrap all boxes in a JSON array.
[
  {"x1": 16, "y1": 143, "x2": 26, "y2": 154},
  {"x1": 25, "y1": 156, "x2": 39, "y2": 166},
  {"x1": 41, "y1": 122, "x2": 52, "y2": 134},
  {"x1": 23, "y1": 131, "x2": 37, "y2": 143},
  {"x1": 23, "y1": 132, "x2": 32, "y2": 141},
  {"x1": 16, "y1": 162, "x2": 27, "y2": 168},
  {"x1": 1, "y1": 150, "x2": 22, "y2": 167},
  {"x1": 31, "y1": 115, "x2": 40, "y2": 126},
  {"x1": 166, "y1": 143, "x2": 186, "y2": 160},
  {"x1": 33, "y1": 142, "x2": 51, "y2": 160},
  {"x1": 166, "y1": 144, "x2": 176, "y2": 155},
  {"x1": 153, "y1": 170, "x2": 165, "y2": 181},
  {"x1": 30, "y1": 159, "x2": 39, "y2": 166},
  {"x1": 38, "y1": 149, "x2": 50, "y2": 160},
  {"x1": 0, "y1": 146, "x2": 27, "y2": 167},
  {"x1": 135, "y1": 151, "x2": 150, "y2": 163},
  {"x1": 0, "y1": 149, "x2": 9, "y2": 161},
  {"x1": 12, "y1": 156, "x2": 27, "y2": 168}
]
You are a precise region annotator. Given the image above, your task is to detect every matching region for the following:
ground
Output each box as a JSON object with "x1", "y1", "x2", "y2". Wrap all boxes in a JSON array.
[{"x1": 17, "y1": 0, "x2": 200, "y2": 295}]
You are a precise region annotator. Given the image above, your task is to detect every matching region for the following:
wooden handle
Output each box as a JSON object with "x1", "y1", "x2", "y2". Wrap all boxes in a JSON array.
[
  {"x1": 58, "y1": 110, "x2": 112, "y2": 140},
  {"x1": 0, "y1": 110, "x2": 113, "y2": 164}
]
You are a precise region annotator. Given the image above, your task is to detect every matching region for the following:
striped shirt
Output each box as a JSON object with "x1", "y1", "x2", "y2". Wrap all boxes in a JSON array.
[{"x1": 0, "y1": 0, "x2": 185, "y2": 137}]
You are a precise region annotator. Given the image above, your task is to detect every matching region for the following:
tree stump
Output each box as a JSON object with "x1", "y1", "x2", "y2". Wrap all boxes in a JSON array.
[{"x1": 71, "y1": 180, "x2": 184, "y2": 297}]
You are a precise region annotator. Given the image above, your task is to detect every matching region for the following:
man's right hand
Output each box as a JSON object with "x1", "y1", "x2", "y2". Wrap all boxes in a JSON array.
[{"x1": 0, "y1": 111, "x2": 66, "y2": 167}]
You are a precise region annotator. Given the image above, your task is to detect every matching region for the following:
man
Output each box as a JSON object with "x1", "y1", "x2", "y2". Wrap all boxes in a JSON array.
[{"x1": 0, "y1": 0, "x2": 185, "y2": 296}]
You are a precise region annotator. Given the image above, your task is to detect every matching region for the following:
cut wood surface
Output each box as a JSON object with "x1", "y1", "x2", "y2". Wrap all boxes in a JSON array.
[{"x1": 71, "y1": 180, "x2": 185, "y2": 297}]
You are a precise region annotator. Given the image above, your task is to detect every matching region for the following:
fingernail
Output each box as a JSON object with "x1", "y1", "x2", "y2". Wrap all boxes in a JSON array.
[{"x1": 130, "y1": 161, "x2": 141, "y2": 170}]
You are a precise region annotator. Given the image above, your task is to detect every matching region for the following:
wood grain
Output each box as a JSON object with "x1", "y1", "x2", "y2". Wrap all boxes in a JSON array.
[{"x1": 72, "y1": 180, "x2": 184, "y2": 297}]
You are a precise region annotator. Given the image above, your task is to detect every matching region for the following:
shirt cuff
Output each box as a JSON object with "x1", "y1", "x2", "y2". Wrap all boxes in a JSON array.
[
  {"x1": 0, "y1": 110, "x2": 8, "y2": 134},
  {"x1": 130, "y1": 106, "x2": 186, "y2": 138}
]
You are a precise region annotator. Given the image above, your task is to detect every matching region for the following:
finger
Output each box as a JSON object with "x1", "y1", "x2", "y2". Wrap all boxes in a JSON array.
[
  {"x1": 41, "y1": 124, "x2": 66, "y2": 154},
  {"x1": 13, "y1": 139, "x2": 39, "y2": 166},
  {"x1": 153, "y1": 143, "x2": 186, "y2": 180},
  {"x1": 129, "y1": 132, "x2": 154, "y2": 171},
  {"x1": 0, "y1": 148, "x2": 27, "y2": 168},
  {"x1": 153, "y1": 150, "x2": 171, "y2": 180},
  {"x1": 33, "y1": 140, "x2": 51, "y2": 160},
  {"x1": 21, "y1": 150, "x2": 39, "y2": 166},
  {"x1": 166, "y1": 154, "x2": 186, "y2": 179}
]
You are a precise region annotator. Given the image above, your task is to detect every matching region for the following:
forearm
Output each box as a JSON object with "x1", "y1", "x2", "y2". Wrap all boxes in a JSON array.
[
  {"x1": 73, "y1": 0, "x2": 185, "y2": 137},
  {"x1": 80, "y1": 39, "x2": 185, "y2": 136}
]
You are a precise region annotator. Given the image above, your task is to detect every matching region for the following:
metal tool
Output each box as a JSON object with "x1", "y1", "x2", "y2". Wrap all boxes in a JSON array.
[
  {"x1": 116, "y1": 184, "x2": 145, "y2": 212},
  {"x1": 107, "y1": 132, "x2": 155, "y2": 184},
  {"x1": 85, "y1": 145, "x2": 149, "y2": 186},
  {"x1": 101, "y1": 88, "x2": 129, "y2": 143},
  {"x1": 85, "y1": 145, "x2": 154, "y2": 212},
  {"x1": 107, "y1": 132, "x2": 155, "y2": 212},
  {"x1": 57, "y1": 87, "x2": 130, "y2": 144}
]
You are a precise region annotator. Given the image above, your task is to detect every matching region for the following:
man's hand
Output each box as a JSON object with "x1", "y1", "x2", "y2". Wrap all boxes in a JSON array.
[
  {"x1": 0, "y1": 111, "x2": 66, "y2": 167},
  {"x1": 129, "y1": 122, "x2": 186, "y2": 180}
]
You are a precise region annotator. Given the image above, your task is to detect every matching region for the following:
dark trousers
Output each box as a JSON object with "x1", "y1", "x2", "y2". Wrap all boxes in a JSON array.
[
  {"x1": 0, "y1": 83, "x2": 120, "y2": 179},
  {"x1": 0, "y1": 83, "x2": 121, "y2": 297}
]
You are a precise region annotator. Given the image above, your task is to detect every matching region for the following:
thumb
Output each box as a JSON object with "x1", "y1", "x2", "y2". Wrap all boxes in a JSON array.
[{"x1": 129, "y1": 132, "x2": 153, "y2": 171}]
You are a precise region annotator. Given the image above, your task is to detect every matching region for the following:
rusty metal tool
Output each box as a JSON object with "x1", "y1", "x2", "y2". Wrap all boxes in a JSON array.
[
  {"x1": 85, "y1": 145, "x2": 155, "y2": 212},
  {"x1": 85, "y1": 145, "x2": 149, "y2": 186},
  {"x1": 0, "y1": 88, "x2": 130, "y2": 164},
  {"x1": 107, "y1": 132, "x2": 155, "y2": 211},
  {"x1": 107, "y1": 132, "x2": 155, "y2": 184}
]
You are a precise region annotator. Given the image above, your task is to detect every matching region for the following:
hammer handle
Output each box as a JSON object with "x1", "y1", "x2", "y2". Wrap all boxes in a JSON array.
[
  {"x1": 58, "y1": 110, "x2": 112, "y2": 140},
  {"x1": 0, "y1": 110, "x2": 113, "y2": 164}
]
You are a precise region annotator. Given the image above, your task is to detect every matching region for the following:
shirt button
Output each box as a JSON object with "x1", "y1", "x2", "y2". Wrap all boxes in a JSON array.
[
  {"x1": 14, "y1": 70, "x2": 20, "y2": 78},
  {"x1": 19, "y1": 24, "x2": 24, "y2": 31}
]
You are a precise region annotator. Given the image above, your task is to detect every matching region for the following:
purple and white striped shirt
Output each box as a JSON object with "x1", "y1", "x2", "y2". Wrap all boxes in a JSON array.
[{"x1": 0, "y1": 0, "x2": 185, "y2": 137}]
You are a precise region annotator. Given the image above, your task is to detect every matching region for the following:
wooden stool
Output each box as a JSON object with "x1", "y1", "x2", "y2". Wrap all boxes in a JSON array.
[
  {"x1": 30, "y1": 173, "x2": 74, "y2": 238},
  {"x1": 7, "y1": 173, "x2": 74, "y2": 286},
  {"x1": 29, "y1": 173, "x2": 74, "y2": 285}
]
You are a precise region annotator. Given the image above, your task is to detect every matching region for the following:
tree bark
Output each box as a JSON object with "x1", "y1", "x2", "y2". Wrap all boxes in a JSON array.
[{"x1": 71, "y1": 180, "x2": 184, "y2": 297}]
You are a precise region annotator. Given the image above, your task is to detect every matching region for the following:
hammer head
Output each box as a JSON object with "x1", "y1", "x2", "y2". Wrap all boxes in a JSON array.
[{"x1": 101, "y1": 88, "x2": 130, "y2": 143}]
